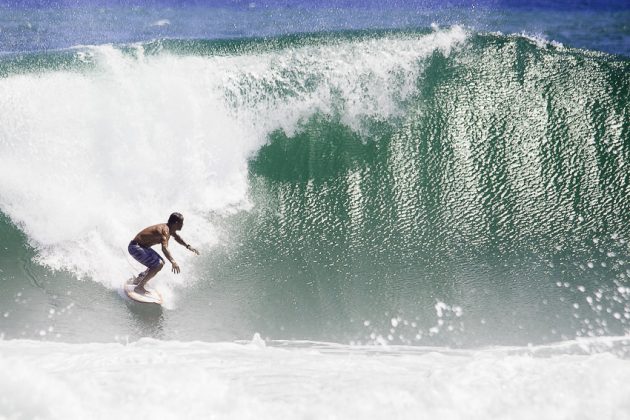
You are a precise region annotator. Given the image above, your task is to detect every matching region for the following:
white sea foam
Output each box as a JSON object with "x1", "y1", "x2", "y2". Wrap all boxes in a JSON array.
[
  {"x1": 151, "y1": 19, "x2": 171, "y2": 27},
  {"x1": 0, "y1": 337, "x2": 629, "y2": 419},
  {"x1": 0, "y1": 27, "x2": 467, "y2": 298},
  {"x1": 518, "y1": 32, "x2": 564, "y2": 50}
]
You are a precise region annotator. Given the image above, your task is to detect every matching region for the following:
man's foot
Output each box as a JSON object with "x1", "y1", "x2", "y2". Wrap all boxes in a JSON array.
[
  {"x1": 134, "y1": 285, "x2": 150, "y2": 295},
  {"x1": 132, "y1": 271, "x2": 147, "y2": 286}
]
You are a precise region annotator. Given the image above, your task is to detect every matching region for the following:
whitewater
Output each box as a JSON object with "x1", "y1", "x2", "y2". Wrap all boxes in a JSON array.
[
  {"x1": 1, "y1": 337, "x2": 629, "y2": 419},
  {"x1": 1, "y1": 2, "x2": 630, "y2": 418}
]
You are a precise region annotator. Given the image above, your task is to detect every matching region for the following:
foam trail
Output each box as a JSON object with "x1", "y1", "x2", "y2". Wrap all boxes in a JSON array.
[{"x1": 0, "y1": 27, "x2": 468, "y2": 295}]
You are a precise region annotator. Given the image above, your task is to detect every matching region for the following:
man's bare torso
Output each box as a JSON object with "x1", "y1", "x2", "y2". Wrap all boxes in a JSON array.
[{"x1": 132, "y1": 224, "x2": 170, "y2": 247}]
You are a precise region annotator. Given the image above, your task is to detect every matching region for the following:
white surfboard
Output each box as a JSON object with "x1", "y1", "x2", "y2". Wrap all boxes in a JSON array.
[{"x1": 124, "y1": 278, "x2": 163, "y2": 304}]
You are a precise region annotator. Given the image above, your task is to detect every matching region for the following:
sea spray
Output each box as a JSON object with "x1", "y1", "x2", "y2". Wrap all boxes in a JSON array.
[{"x1": 0, "y1": 27, "x2": 468, "y2": 292}]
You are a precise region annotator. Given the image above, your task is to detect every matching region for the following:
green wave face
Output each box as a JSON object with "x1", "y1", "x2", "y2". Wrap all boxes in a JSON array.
[
  {"x1": 0, "y1": 30, "x2": 628, "y2": 346},
  {"x1": 213, "y1": 34, "x2": 630, "y2": 346}
]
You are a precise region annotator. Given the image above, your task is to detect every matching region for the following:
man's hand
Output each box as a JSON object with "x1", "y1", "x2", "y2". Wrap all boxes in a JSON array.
[
  {"x1": 187, "y1": 244, "x2": 200, "y2": 255},
  {"x1": 171, "y1": 261, "x2": 180, "y2": 274}
]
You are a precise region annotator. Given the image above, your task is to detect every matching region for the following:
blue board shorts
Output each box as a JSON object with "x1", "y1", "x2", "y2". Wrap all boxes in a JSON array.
[{"x1": 128, "y1": 241, "x2": 164, "y2": 269}]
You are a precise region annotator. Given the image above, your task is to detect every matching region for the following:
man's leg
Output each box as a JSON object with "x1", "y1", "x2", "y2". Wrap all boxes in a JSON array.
[
  {"x1": 132, "y1": 268, "x2": 149, "y2": 285},
  {"x1": 134, "y1": 260, "x2": 164, "y2": 294}
]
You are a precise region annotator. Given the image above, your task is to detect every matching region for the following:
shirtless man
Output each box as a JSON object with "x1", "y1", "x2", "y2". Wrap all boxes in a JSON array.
[{"x1": 128, "y1": 212, "x2": 199, "y2": 295}]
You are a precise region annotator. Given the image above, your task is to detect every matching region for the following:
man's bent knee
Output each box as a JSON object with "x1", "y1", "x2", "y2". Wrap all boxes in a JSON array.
[{"x1": 149, "y1": 261, "x2": 164, "y2": 272}]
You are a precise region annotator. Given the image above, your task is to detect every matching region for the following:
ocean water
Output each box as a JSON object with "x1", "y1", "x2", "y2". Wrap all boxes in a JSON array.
[{"x1": 1, "y1": 1, "x2": 630, "y2": 418}]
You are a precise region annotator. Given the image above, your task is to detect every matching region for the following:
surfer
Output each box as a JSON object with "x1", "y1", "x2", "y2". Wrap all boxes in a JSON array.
[{"x1": 128, "y1": 212, "x2": 199, "y2": 295}]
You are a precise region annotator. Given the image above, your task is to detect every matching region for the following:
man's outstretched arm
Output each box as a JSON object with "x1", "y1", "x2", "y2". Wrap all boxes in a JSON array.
[
  {"x1": 172, "y1": 232, "x2": 200, "y2": 255},
  {"x1": 161, "y1": 230, "x2": 180, "y2": 274}
]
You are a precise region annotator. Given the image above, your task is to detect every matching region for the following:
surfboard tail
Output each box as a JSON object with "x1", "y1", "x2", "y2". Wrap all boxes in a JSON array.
[{"x1": 123, "y1": 278, "x2": 162, "y2": 304}]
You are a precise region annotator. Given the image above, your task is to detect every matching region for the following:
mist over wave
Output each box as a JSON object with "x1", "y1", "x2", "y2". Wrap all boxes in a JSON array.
[{"x1": 0, "y1": 27, "x2": 466, "y2": 308}]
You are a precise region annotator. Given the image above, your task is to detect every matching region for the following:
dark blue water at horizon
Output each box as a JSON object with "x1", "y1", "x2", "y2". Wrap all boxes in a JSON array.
[
  {"x1": 1, "y1": 0, "x2": 629, "y2": 56},
  {"x1": 2, "y1": 0, "x2": 629, "y2": 10}
]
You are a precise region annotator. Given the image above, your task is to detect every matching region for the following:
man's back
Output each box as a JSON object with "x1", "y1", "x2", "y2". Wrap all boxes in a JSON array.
[{"x1": 132, "y1": 223, "x2": 170, "y2": 247}]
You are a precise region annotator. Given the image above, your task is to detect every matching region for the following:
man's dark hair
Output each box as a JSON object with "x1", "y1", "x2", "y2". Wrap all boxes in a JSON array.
[{"x1": 168, "y1": 212, "x2": 184, "y2": 225}]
